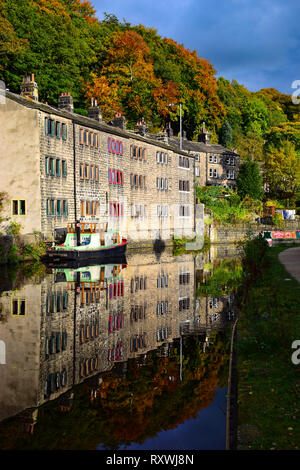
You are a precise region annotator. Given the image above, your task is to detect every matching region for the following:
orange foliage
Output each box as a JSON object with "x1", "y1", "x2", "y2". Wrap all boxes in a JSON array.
[
  {"x1": 35, "y1": 0, "x2": 70, "y2": 18},
  {"x1": 85, "y1": 74, "x2": 122, "y2": 120},
  {"x1": 152, "y1": 80, "x2": 180, "y2": 118}
]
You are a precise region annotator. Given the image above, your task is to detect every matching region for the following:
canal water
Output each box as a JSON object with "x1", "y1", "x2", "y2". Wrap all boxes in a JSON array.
[{"x1": 0, "y1": 244, "x2": 241, "y2": 450}]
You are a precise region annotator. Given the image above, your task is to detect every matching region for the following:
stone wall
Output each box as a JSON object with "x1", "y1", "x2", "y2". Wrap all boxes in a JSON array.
[
  {"x1": 210, "y1": 221, "x2": 300, "y2": 243},
  {"x1": 0, "y1": 99, "x2": 41, "y2": 234}
]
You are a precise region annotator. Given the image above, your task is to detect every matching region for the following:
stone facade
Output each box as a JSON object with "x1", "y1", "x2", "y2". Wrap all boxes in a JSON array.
[
  {"x1": 168, "y1": 125, "x2": 240, "y2": 190},
  {"x1": 0, "y1": 80, "x2": 238, "y2": 243},
  {"x1": 1, "y1": 89, "x2": 196, "y2": 243}
]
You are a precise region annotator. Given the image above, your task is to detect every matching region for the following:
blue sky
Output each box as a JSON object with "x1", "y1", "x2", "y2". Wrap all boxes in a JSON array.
[{"x1": 92, "y1": 0, "x2": 300, "y2": 95}]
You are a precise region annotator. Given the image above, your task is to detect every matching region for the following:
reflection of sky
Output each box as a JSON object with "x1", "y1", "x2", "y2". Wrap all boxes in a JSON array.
[{"x1": 98, "y1": 388, "x2": 226, "y2": 451}]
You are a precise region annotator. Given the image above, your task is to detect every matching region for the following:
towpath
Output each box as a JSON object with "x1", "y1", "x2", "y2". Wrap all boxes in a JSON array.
[{"x1": 278, "y1": 246, "x2": 300, "y2": 283}]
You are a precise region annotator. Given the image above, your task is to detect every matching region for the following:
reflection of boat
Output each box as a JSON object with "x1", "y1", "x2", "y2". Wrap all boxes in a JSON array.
[
  {"x1": 44, "y1": 222, "x2": 127, "y2": 262},
  {"x1": 54, "y1": 261, "x2": 127, "y2": 302},
  {"x1": 54, "y1": 262, "x2": 126, "y2": 284}
]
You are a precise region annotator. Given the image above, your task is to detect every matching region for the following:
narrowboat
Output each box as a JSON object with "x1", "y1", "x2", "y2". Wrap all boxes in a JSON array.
[
  {"x1": 259, "y1": 229, "x2": 300, "y2": 247},
  {"x1": 44, "y1": 222, "x2": 127, "y2": 262}
]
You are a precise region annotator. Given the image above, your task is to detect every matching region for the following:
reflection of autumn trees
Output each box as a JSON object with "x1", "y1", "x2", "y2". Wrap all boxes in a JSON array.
[
  {"x1": 0, "y1": 333, "x2": 228, "y2": 450},
  {"x1": 89, "y1": 333, "x2": 228, "y2": 448}
]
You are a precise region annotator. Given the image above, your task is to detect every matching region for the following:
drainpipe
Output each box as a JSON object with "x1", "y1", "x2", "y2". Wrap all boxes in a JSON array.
[
  {"x1": 73, "y1": 121, "x2": 77, "y2": 222},
  {"x1": 73, "y1": 121, "x2": 80, "y2": 246}
]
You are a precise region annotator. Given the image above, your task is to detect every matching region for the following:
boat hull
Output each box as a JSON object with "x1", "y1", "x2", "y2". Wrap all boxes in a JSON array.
[{"x1": 43, "y1": 240, "x2": 127, "y2": 263}]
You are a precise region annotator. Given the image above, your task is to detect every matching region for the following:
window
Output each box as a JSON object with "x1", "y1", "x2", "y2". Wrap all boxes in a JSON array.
[
  {"x1": 179, "y1": 205, "x2": 190, "y2": 217},
  {"x1": 79, "y1": 129, "x2": 84, "y2": 145},
  {"x1": 47, "y1": 199, "x2": 67, "y2": 217},
  {"x1": 110, "y1": 202, "x2": 124, "y2": 217},
  {"x1": 195, "y1": 167, "x2": 200, "y2": 177},
  {"x1": 179, "y1": 156, "x2": 190, "y2": 169},
  {"x1": 209, "y1": 298, "x2": 219, "y2": 309},
  {"x1": 11, "y1": 299, "x2": 26, "y2": 316},
  {"x1": 56, "y1": 199, "x2": 61, "y2": 216},
  {"x1": 49, "y1": 158, "x2": 54, "y2": 175},
  {"x1": 179, "y1": 180, "x2": 190, "y2": 192},
  {"x1": 62, "y1": 123, "x2": 67, "y2": 141},
  {"x1": 209, "y1": 168, "x2": 218, "y2": 178},
  {"x1": 47, "y1": 199, "x2": 55, "y2": 216},
  {"x1": 157, "y1": 178, "x2": 168, "y2": 191},
  {"x1": 80, "y1": 163, "x2": 99, "y2": 181},
  {"x1": 93, "y1": 133, "x2": 98, "y2": 147},
  {"x1": 179, "y1": 297, "x2": 190, "y2": 311},
  {"x1": 179, "y1": 272, "x2": 190, "y2": 285},
  {"x1": 55, "y1": 159, "x2": 60, "y2": 176},
  {"x1": 12, "y1": 200, "x2": 26, "y2": 215},
  {"x1": 62, "y1": 160, "x2": 67, "y2": 177},
  {"x1": 131, "y1": 204, "x2": 147, "y2": 218},
  {"x1": 109, "y1": 169, "x2": 123, "y2": 185},
  {"x1": 48, "y1": 119, "x2": 54, "y2": 136},
  {"x1": 226, "y1": 169, "x2": 235, "y2": 180},
  {"x1": 156, "y1": 301, "x2": 169, "y2": 316},
  {"x1": 55, "y1": 122, "x2": 60, "y2": 139},
  {"x1": 157, "y1": 205, "x2": 169, "y2": 217},
  {"x1": 130, "y1": 174, "x2": 145, "y2": 189},
  {"x1": 62, "y1": 200, "x2": 68, "y2": 216},
  {"x1": 108, "y1": 137, "x2": 122, "y2": 154},
  {"x1": 156, "y1": 151, "x2": 167, "y2": 164},
  {"x1": 157, "y1": 274, "x2": 168, "y2": 287},
  {"x1": 131, "y1": 145, "x2": 137, "y2": 158}
]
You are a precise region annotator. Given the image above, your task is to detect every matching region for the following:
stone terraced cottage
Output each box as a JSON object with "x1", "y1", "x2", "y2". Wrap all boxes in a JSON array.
[{"x1": 0, "y1": 75, "x2": 239, "y2": 245}]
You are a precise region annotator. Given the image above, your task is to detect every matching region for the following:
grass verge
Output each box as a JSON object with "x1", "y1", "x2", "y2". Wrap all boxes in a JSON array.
[{"x1": 237, "y1": 242, "x2": 300, "y2": 450}]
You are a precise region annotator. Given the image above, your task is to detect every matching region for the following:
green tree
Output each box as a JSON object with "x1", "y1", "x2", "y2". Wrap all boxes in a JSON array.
[
  {"x1": 236, "y1": 159, "x2": 264, "y2": 200},
  {"x1": 219, "y1": 120, "x2": 232, "y2": 148},
  {"x1": 264, "y1": 141, "x2": 299, "y2": 202},
  {"x1": 235, "y1": 130, "x2": 264, "y2": 162}
]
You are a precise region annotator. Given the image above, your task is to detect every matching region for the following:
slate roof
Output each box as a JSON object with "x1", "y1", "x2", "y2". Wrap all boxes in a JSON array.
[
  {"x1": 5, "y1": 91, "x2": 192, "y2": 158},
  {"x1": 168, "y1": 136, "x2": 238, "y2": 156}
]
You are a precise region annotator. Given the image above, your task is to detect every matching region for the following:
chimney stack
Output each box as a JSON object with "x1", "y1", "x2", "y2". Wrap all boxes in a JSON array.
[
  {"x1": 111, "y1": 112, "x2": 127, "y2": 130},
  {"x1": 134, "y1": 117, "x2": 148, "y2": 136},
  {"x1": 20, "y1": 74, "x2": 39, "y2": 101},
  {"x1": 198, "y1": 121, "x2": 210, "y2": 144},
  {"x1": 58, "y1": 92, "x2": 74, "y2": 113},
  {"x1": 88, "y1": 97, "x2": 102, "y2": 122},
  {"x1": 165, "y1": 122, "x2": 174, "y2": 137}
]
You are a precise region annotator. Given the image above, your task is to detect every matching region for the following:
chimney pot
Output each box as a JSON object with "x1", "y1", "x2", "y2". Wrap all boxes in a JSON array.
[
  {"x1": 20, "y1": 73, "x2": 38, "y2": 101},
  {"x1": 58, "y1": 92, "x2": 74, "y2": 112},
  {"x1": 88, "y1": 99, "x2": 102, "y2": 122}
]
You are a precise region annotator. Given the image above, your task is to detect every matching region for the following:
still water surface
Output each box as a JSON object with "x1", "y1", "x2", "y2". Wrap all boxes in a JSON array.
[{"x1": 0, "y1": 245, "x2": 240, "y2": 450}]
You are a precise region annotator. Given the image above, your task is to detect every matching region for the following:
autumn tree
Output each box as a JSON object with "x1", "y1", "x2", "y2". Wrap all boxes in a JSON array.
[
  {"x1": 235, "y1": 131, "x2": 265, "y2": 162},
  {"x1": 264, "y1": 141, "x2": 299, "y2": 202}
]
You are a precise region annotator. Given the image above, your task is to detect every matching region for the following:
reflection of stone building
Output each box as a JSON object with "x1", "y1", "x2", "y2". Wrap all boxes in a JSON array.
[{"x1": 0, "y1": 247, "x2": 238, "y2": 424}]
